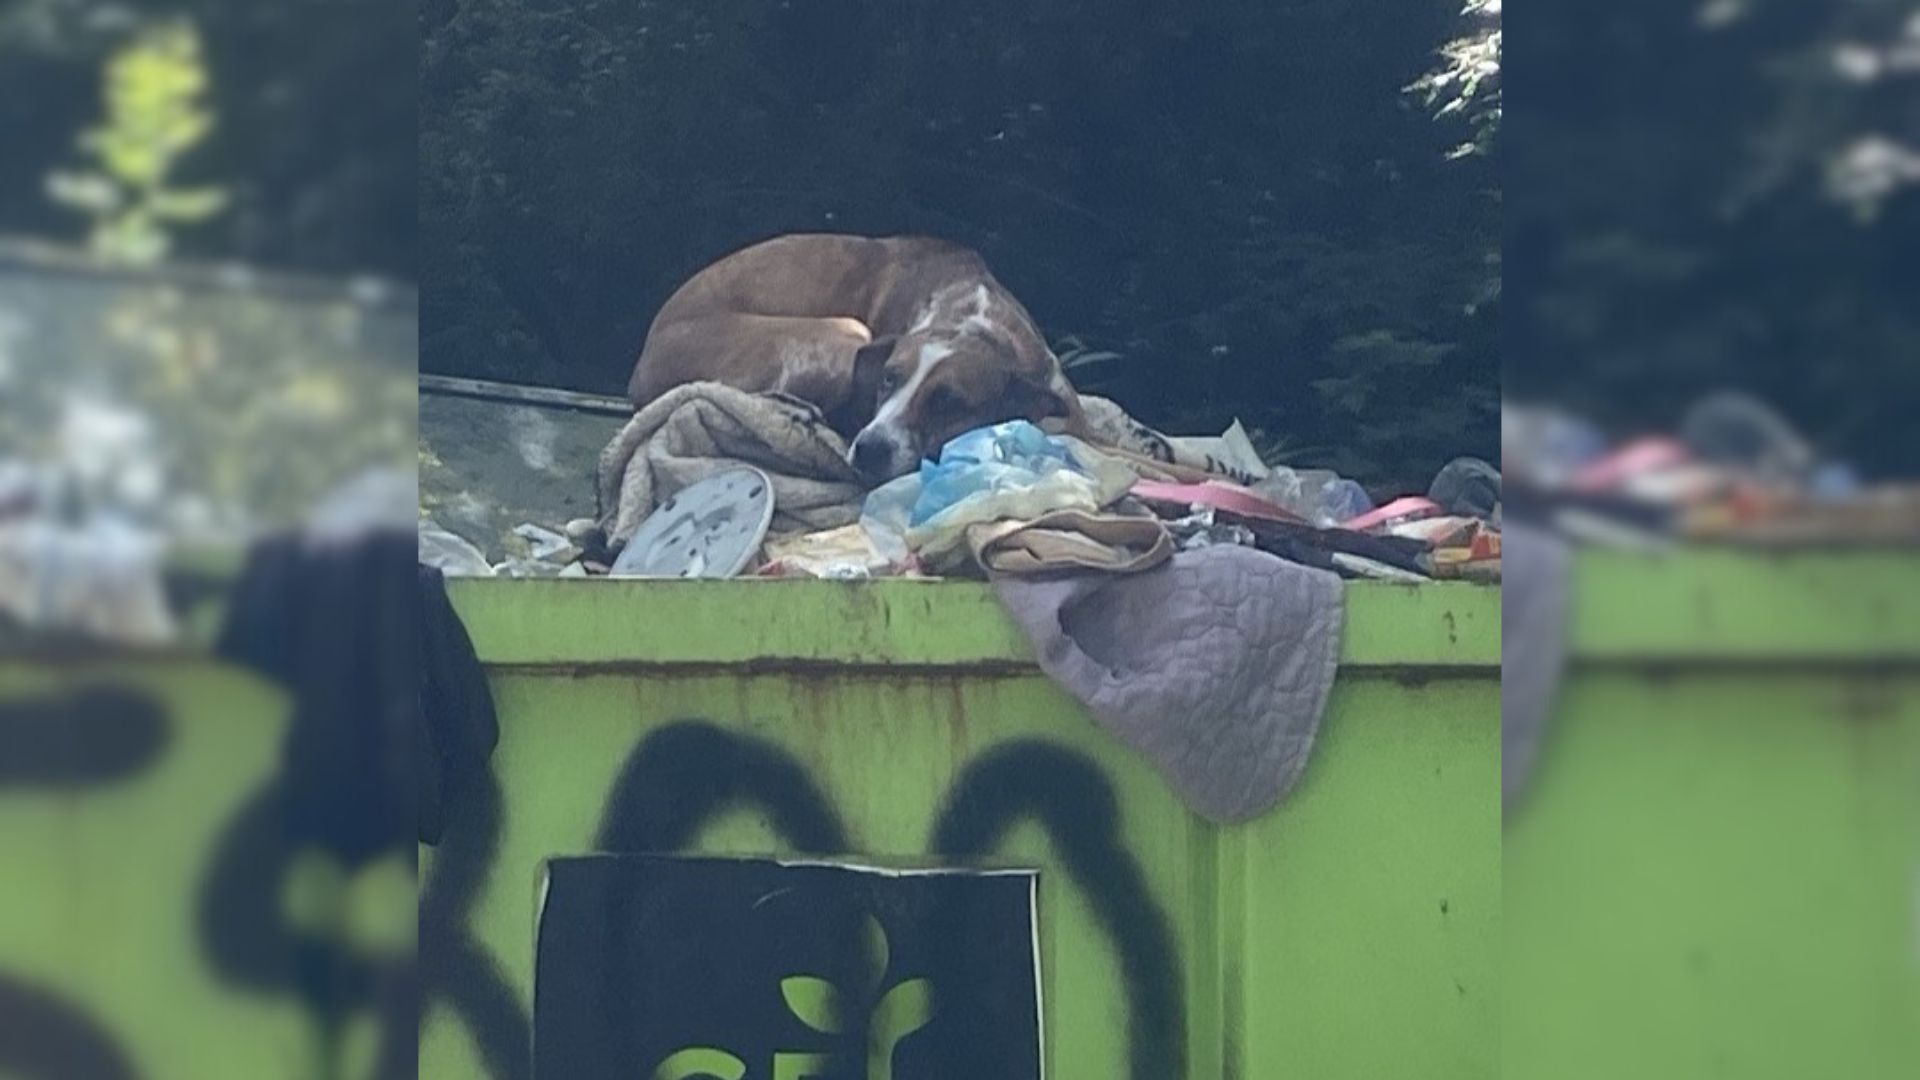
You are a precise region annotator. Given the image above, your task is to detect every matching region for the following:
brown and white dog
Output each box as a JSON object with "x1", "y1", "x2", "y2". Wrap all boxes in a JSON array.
[{"x1": 627, "y1": 233, "x2": 1086, "y2": 482}]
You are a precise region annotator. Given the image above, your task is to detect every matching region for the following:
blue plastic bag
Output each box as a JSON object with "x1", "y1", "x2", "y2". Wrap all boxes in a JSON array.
[
  {"x1": 860, "y1": 420, "x2": 1136, "y2": 566},
  {"x1": 907, "y1": 421, "x2": 1087, "y2": 527}
]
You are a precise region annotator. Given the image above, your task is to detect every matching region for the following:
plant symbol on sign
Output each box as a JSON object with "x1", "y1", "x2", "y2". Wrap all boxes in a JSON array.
[
  {"x1": 652, "y1": 913, "x2": 936, "y2": 1080},
  {"x1": 784, "y1": 914, "x2": 937, "y2": 1080}
]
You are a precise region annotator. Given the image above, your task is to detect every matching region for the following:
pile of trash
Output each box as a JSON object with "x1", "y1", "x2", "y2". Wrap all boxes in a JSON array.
[
  {"x1": 1499, "y1": 390, "x2": 1920, "y2": 814},
  {"x1": 2, "y1": 456, "x2": 419, "y2": 646},
  {"x1": 846, "y1": 421, "x2": 1500, "y2": 584},
  {"x1": 1504, "y1": 390, "x2": 1919, "y2": 548},
  {"x1": 0, "y1": 458, "x2": 177, "y2": 644},
  {"x1": 422, "y1": 404, "x2": 1504, "y2": 584}
]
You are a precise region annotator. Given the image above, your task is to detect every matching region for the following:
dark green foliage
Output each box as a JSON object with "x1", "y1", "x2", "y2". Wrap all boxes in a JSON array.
[
  {"x1": 12, "y1": 2, "x2": 1911, "y2": 485},
  {"x1": 418, "y1": 0, "x2": 1500, "y2": 494},
  {"x1": 6, "y1": 0, "x2": 1500, "y2": 494},
  {"x1": 0, "y1": 0, "x2": 416, "y2": 275}
]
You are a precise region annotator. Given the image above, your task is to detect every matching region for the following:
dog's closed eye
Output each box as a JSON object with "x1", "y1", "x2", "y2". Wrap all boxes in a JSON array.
[{"x1": 926, "y1": 385, "x2": 964, "y2": 415}]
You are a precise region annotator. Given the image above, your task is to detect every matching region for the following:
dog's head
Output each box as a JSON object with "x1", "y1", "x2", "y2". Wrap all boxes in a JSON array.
[{"x1": 845, "y1": 327, "x2": 1083, "y2": 483}]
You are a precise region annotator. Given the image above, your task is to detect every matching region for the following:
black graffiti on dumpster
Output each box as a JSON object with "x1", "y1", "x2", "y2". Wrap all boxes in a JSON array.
[
  {"x1": 198, "y1": 707, "x2": 419, "y2": 1077},
  {"x1": 592, "y1": 721, "x2": 1185, "y2": 1080},
  {"x1": 0, "y1": 978, "x2": 141, "y2": 1080},
  {"x1": 198, "y1": 783, "x2": 419, "y2": 1080},
  {"x1": 595, "y1": 720, "x2": 853, "y2": 856},
  {"x1": 932, "y1": 741, "x2": 1184, "y2": 1080},
  {"x1": 420, "y1": 766, "x2": 532, "y2": 1080},
  {"x1": 419, "y1": 720, "x2": 857, "y2": 1080},
  {"x1": 4, "y1": 678, "x2": 421, "y2": 1080},
  {"x1": 0, "y1": 685, "x2": 168, "y2": 786},
  {"x1": 0, "y1": 686, "x2": 168, "y2": 1080}
]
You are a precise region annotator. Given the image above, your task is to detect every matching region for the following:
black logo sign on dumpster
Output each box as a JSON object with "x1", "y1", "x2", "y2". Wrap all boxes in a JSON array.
[{"x1": 534, "y1": 855, "x2": 1042, "y2": 1080}]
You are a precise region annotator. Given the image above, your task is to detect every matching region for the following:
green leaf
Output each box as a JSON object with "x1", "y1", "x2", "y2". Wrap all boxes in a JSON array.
[
  {"x1": 150, "y1": 187, "x2": 228, "y2": 221},
  {"x1": 868, "y1": 978, "x2": 936, "y2": 1080},
  {"x1": 46, "y1": 172, "x2": 121, "y2": 213},
  {"x1": 97, "y1": 131, "x2": 165, "y2": 187},
  {"x1": 874, "y1": 977, "x2": 935, "y2": 1034},
  {"x1": 653, "y1": 1047, "x2": 748, "y2": 1080},
  {"x1": 780, "y1": 975, "x2": 846, "y2": 1034}
]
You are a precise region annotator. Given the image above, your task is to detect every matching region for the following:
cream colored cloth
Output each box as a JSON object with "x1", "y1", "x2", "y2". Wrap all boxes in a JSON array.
[
  {"x1": 965, "y1": 509, "x2": 1173, "y2": 576},
  {"x1": 1069, "y1": 396, "x2": 1271, "y2": 485}
]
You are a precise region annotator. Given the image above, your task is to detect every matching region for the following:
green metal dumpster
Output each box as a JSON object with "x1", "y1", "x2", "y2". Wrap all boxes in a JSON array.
[
  {"x1": 0, "y1": 658, "x2": 360, "y2": 1077},
  {"x1": 6, "y1": 547, "x2": 1912, "y2": 1079},
  {"x1": 1, "y1": 578, "x2": 1500, "y2": 1079},
  {"x1": 419, "y1": 578, "x2": 1502, "y2": 1080},
  {"x1": 1503, "y1": 549, "x2": 1920, "y2": 1079}
]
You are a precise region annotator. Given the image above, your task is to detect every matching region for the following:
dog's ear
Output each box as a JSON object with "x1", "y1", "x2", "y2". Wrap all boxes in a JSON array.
[
  {"x1": 1018, "y1": 365, "x2": 1089, "y2": 437},
  {"x1": 850, "y1": 336, "x2": 896, "y2": 400}
]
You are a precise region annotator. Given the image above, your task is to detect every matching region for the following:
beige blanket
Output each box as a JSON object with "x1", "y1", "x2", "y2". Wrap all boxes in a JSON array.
[
  {"x1": 595, "y1": 384, "x2": 864, "y2": 546},
  {"x1": 596, "y1": 382, "x2": 1259, "y2": 548}
]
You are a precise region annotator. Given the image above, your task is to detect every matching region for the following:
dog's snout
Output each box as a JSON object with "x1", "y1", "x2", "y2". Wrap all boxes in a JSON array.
[{"x1": 850, "y1": 433, "x2": 898, "y2": 480}]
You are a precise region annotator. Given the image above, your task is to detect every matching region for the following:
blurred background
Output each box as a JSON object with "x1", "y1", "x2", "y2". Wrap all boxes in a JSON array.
[
  {"x1": 0, "y1": 0, "x2": 413, "y2": 275},
  {"x1": 1, "y1": 0, "x2": 416, "y2": 638},
  {"x1": 1502, "y1": 3, "x2": 1918, "y2": 1080},
  {"x1": 1506, "y1": 0, "x2": 1918, "y2": 479},
  {"x1": 2, "y1": 3, "x2": 416, "y2": 1079}
]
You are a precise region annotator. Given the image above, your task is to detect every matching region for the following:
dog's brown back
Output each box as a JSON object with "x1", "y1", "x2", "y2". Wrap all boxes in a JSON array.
[
  {"x1": 627, "y1": 233, "x2": 1080, "y2": 480},
  {"x1": 628, "y1": 235, "x2": 1010, "y2": 404}
]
